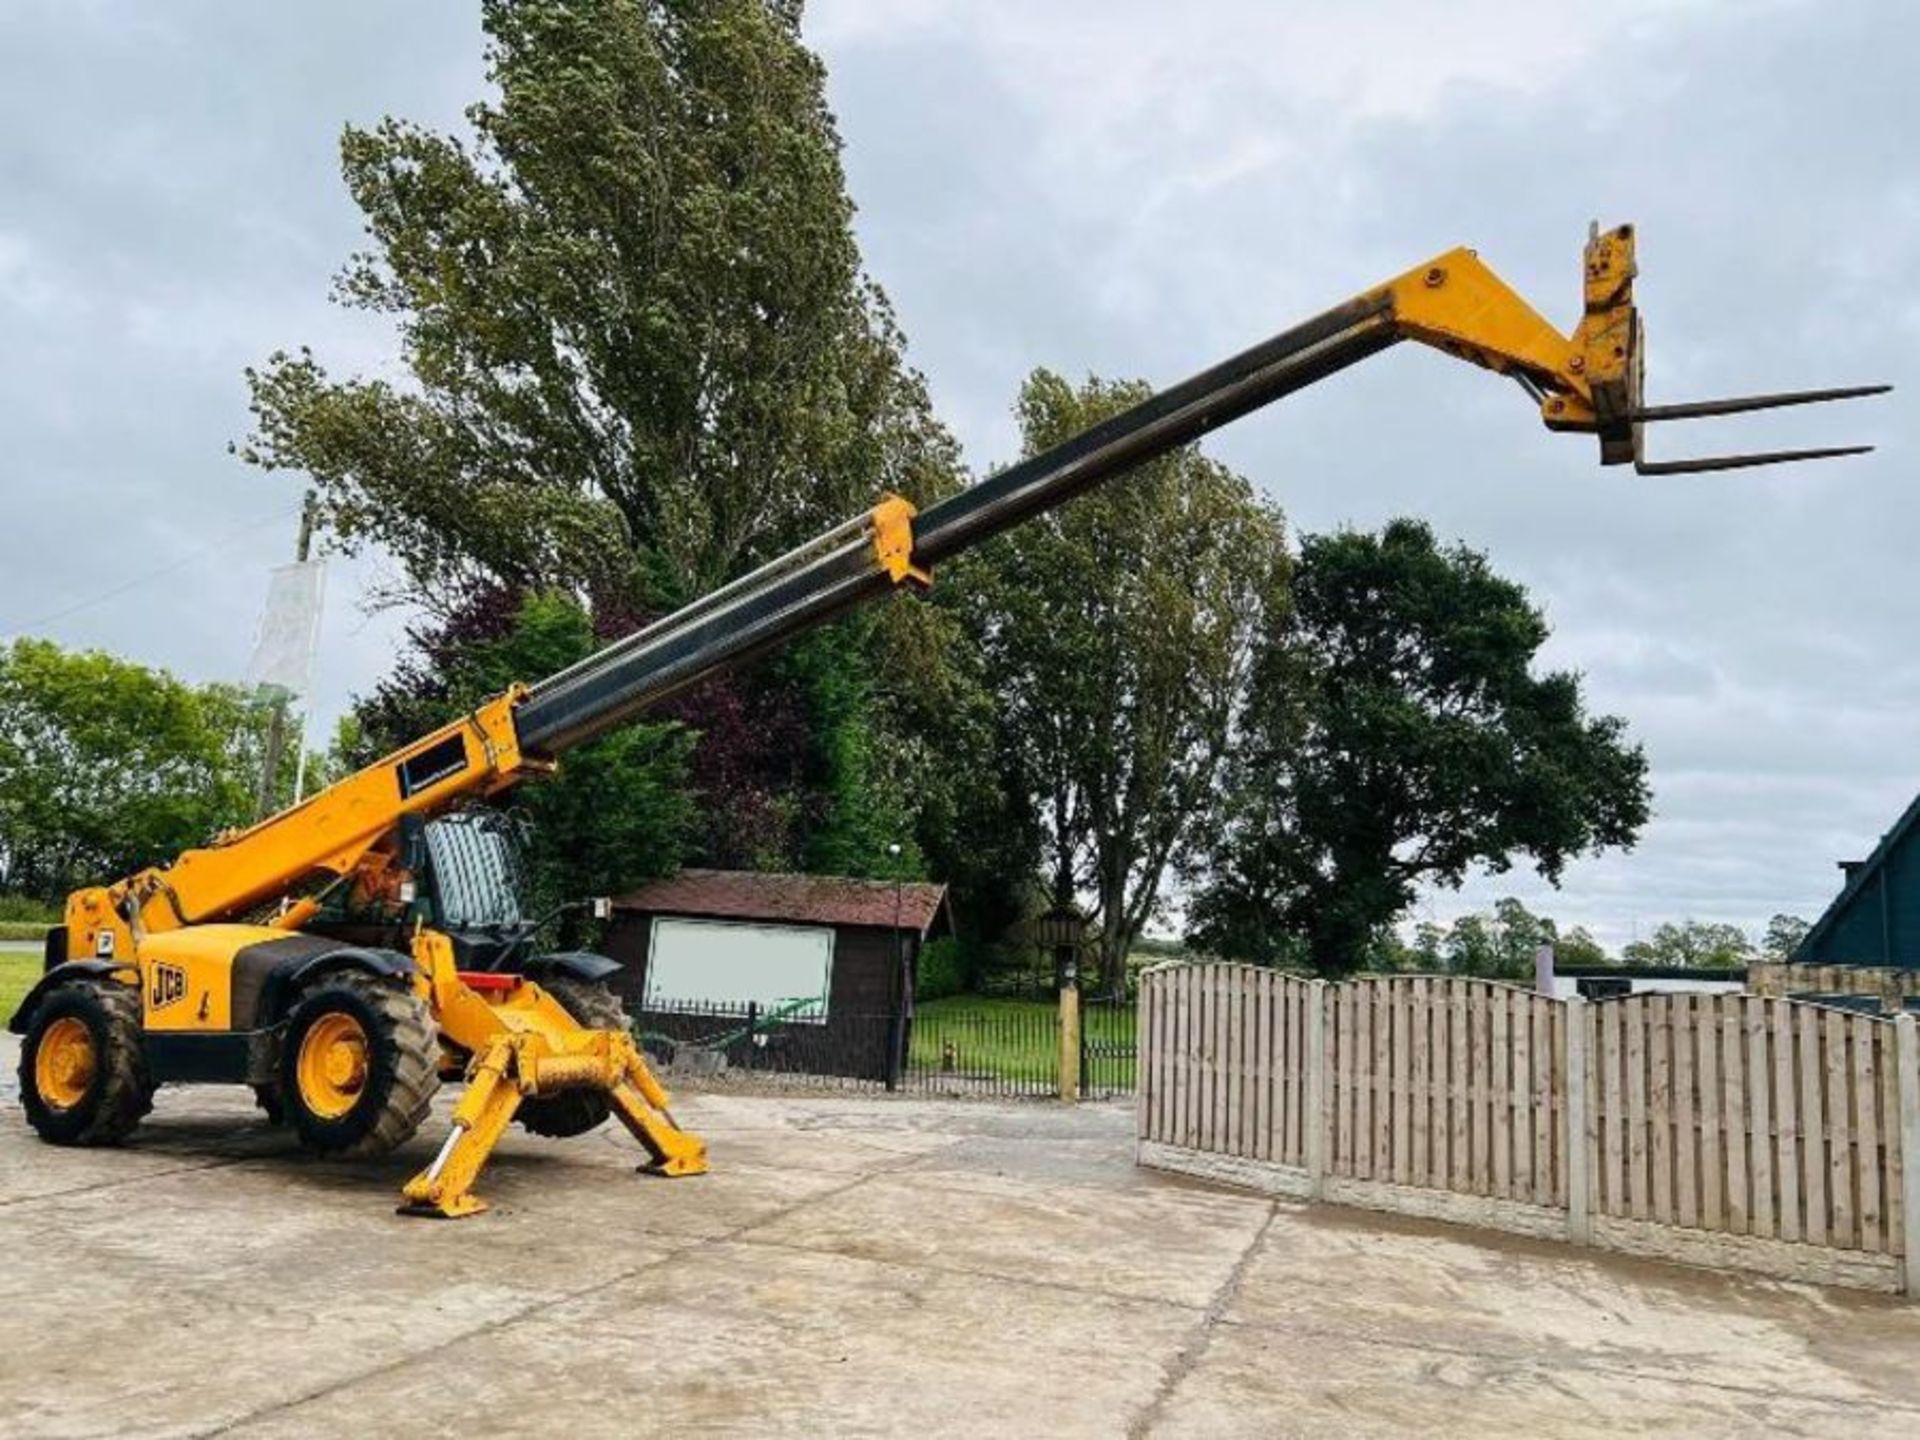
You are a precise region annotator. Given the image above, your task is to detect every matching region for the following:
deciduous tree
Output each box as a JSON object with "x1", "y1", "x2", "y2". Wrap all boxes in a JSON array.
[
  {"x1": 0, "y1": 639, "x2": 280, "y2": 900},
  {"x1": 240, "y1": 0, "x2": 989, "y2": 903},
  {"x1": 1761, "y1": 912, "x2": 1811, "y2": 963},
  {"x1": 1622, "y1": 919, "x2": 1753, "y2": 969},
  {"x1": 1189, "y1": 519, "x2": 1649, "y2": 976},
  {"x1": 963, "y1": 370, "x2": 1291, "y2": 996},
  {"x1": 242, "y1": 0, "x2": 957, "y2": 611}
]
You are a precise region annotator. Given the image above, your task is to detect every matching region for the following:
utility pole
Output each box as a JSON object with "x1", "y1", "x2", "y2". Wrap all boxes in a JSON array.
[{"x1": 254, "y1": 493, "x2": 317, "y2": 821}]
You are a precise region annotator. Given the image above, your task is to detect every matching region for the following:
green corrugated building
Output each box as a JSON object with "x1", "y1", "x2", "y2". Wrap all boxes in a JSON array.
[{"x1": 1793, "y1": 791, "x2": 1920, "y2": 970}]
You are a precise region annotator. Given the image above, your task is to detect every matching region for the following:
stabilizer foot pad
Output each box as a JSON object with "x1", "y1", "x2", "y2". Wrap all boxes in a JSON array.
[{"x1": 397, "y1": 1194, "x2": 490, "y2": 1220}]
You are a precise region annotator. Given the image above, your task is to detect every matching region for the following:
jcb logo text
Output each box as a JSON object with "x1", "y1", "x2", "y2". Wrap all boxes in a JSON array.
[{"x1": 149, "y1": 963, "x2": 188, "y2": 1011}]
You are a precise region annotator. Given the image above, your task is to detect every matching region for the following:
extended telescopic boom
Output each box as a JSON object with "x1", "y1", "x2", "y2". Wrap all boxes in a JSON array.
[
  {"x1": 511, "y1": 221, "x2": 1887, "y2": 754},
  {"x1": 72, "y1": 223, "x2": 1886, "y2": 957}
]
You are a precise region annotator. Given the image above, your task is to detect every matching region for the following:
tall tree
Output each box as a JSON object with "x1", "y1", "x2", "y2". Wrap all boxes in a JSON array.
[
  {"x1": 1761, "y1": 912, "x2": 1811, "y2": 962},
  {"x1": 1189, "y1": 518, "x2": 1649, "y2": 976},
  {"x1": 239, "y1": 1, "x2": 983, "y2": 896},
  {"x1": 0, "y1": 639, "x2": 283, "y2": 900},
  {"x1": 242, "y1": 0, "x2": 958, "y2": 611},
  {"x1": 963, "y1": 370, "x2": 1290, "y2": 996}
]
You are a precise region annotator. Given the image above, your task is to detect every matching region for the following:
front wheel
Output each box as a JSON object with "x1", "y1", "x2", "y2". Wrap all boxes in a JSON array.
[
  {"x1": 516, "y1": 976, "x2": 629, "y2": 1139},
  {"x1": 19, "y1": 979, "x2": 154, "y2": 1146},
  {"x1": 280, "y1": 972, "x2": 440, "y2": 1157}
]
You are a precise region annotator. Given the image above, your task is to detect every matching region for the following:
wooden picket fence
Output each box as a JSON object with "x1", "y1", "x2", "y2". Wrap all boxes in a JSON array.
[{"x1": 1136, "y1": 964, "x2": 1920, "y2": 1294}]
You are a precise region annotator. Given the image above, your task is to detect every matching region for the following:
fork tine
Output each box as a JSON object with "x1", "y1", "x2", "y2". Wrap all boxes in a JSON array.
[
  {"x1": 1631, "y1": 384, "x2": 1891, "y2": 423},
  {"x1": 1636, "y1": 445, "x2": 1876, "y2": 476}
]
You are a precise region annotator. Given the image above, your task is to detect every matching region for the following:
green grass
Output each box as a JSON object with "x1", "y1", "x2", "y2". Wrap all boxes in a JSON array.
[
  {"x1": 909, "y1": 994, "x2": 1136, "y2": 1089},
  {"x1": 0, "y1": 952, "x2": 39, "y2": 1022},
  {"x1": 0, "y1": 922, "x2": 52, "y2": 943}
]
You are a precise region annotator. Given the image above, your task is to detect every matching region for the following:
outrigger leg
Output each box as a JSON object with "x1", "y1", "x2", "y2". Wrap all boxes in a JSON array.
[{"x1": 399, "y1": 1028, "x2": 707, "y2": 1218}]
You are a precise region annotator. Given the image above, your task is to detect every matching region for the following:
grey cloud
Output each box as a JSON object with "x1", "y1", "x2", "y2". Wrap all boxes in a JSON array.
[{"x1": 0, "y1": 1, "x2": 484, "y2": 730}]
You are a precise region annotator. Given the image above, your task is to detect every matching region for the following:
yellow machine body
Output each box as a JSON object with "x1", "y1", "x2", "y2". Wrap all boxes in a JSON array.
[{"x1": 134, "y1": 925, "x2": 286, "y2": 1032}]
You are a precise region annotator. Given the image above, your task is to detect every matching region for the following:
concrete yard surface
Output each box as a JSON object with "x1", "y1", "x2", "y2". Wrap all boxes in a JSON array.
[{"x1": 3, "y1": 1037, "x2": 1920, "y2": 1438}]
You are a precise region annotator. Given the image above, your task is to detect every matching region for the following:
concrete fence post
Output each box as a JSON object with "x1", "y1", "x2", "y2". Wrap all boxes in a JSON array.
[
  {"x1": 1565, "y1": 995, "x2": 1591, "y2": 1247},
  {"x1": 1896, "y1": 1013, "x2": 1920, "y2": 1297},
  {"x1": 1305, "y1": 979, "x2": 1328, "y2": 1200},
  {"x1": 1534, "y1": 943, "x2": 1556, "y2": 998}
]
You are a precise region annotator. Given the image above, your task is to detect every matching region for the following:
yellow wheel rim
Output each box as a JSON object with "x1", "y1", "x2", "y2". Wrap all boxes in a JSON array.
[
  {"x1": 35, "y1": 1016, "x2": 96, "y2": 1110},
  {"x1": 296, "y1": 1013, "x2": 371, "y2": 1120}
]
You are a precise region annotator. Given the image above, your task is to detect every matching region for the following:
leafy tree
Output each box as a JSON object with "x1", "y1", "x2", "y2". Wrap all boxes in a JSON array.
[
  {"x1": 1371, "y1": 901, "x2": 1611, "y2": 975},
  {"x1": 0, "y1": 639, "x2": 280, "y2": 900},
  {"x1": 963, "y1": 369, "x2": 1291, "y2": 996},
  {"x1": 241, "y1": 1, "x2": 996, "y2": 909},
  {"x1": 1445, "y1": 898, "x2": 1557, "y2": 979},
  {"x1": 241, "y1": 0, "x2": 958, "y2": 611},
  {"x1": 1554, "y1": 924, "x2": 1611, "y2": 968},
  {"x1": 1189, "y1": 519, "x2": 1649, "y2": 976},
  {"x1": 1622, "y1": 920, "x2": 1753, "y2": 969},
  {"x1": 1761, "y1": 912, "x2": 1811, "y2": 962},
  {"x1": 878, "y1": 594, "x2": 1039, "y2": 953}
]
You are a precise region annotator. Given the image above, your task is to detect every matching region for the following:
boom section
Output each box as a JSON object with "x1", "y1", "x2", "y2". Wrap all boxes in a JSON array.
[
  {"x1": 69, "y1": 692, "x2": 539, "y2": 958},
  {"x1": 511, "y1": 226, "x2": 1694, "y2": 756},
  {"x1": 512, "y1": 225, "x2": 1884, "y2": 757},
  {"x1": 515, "y1": 277, "x2": 1418, "y2": 755}
]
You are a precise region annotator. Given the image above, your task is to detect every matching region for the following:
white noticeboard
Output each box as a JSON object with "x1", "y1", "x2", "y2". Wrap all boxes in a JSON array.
[{"x1": 645, "y1": 918, "x2": 834, "y2": 1023}]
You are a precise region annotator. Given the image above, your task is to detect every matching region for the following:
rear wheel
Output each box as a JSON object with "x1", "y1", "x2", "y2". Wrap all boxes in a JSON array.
[
  {"x1": 279, "y1": 972, "x2": 439, "y2": 1157},
  {"x1": 19, "y1": 980, "x2": 153, "y2": 1146},
  {"x1": 516, "y1": 976, "x2": 629, "y2": 1139}
]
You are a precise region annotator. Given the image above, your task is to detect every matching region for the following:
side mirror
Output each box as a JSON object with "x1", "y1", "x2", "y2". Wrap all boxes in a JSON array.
[
  {"x1": 591, "y1": 896, "x2": 613, "y2": 922},
  {"x1": 396, "y1": 813, "x2": 431, "y2": 874}
]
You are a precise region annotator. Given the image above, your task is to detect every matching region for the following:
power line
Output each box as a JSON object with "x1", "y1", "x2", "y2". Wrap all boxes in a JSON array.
[{"x1": 1, "y1": 501, "x2": 307, "y2": 638}]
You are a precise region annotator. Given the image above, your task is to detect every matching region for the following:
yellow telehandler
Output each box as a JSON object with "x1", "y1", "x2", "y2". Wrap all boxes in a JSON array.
[{"x1": 8, "y1": 224, "x2": 1885, "y2": 1216}]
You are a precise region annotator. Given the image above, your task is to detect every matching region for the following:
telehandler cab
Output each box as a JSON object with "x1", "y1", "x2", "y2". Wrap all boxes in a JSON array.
[{"x1": 9, "y1": 225, "x2": 1886, "y2": 1216}]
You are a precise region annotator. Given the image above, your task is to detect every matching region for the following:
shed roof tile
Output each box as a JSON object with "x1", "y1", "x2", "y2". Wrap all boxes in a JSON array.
[{"x1": 613, "y1": 869, "x2": 949, "y2": 936}]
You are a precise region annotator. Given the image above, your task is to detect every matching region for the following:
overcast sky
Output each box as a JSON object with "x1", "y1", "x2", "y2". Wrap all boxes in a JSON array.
[{"x1": 1, "y1": 1, "x2": 1912, "y2": 948}]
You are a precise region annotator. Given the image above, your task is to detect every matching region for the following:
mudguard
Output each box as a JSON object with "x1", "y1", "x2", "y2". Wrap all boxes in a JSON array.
[
  {"x1": 514, "y1": 950, "x2": 622, "y2": 986},
  {"x1": 242, "y1": 937, "x2": 418, "y2": 1029},
  {"x1": 7, "y1": 959, "x2": 135, "y2": 1033}
]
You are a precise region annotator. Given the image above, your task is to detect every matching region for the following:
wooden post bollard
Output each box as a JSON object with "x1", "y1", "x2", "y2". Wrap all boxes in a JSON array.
[{"x1": 1060, "y1": 983, "x2": 1081, "y2": 1103}]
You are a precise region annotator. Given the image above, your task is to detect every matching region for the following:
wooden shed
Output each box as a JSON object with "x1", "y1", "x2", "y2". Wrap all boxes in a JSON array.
[{"x1": 603, "y1": 869, "x2": 950, "y2": 1081}]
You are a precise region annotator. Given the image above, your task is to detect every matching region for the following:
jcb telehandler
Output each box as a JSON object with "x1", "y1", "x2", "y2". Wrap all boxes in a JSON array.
[{"x1": 8, "y1": 225, "x2": 1886, "y2": 1216}]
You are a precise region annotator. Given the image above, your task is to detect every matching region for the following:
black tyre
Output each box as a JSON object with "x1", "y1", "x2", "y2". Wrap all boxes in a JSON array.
[
  {"x1": 279, "y1": 971, "x2": 439, "y2": 1157},
  {"x1": 516, "y1": 976, "x2": 629, "y2": 1139},
  {"x1": 19, "y1": 979, "x2": 154, "y2": 1146}
]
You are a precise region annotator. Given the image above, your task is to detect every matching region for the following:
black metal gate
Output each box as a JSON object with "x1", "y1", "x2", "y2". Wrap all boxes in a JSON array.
[
  {"x1": 636, "y1": 997, "x2": 1137, "y2": 1100},
  {"x1": 1079, "y1": 998, "x2": 1137, "y2": 1099}
]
